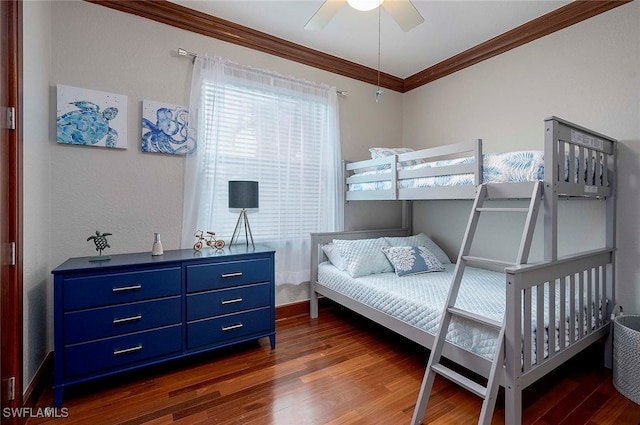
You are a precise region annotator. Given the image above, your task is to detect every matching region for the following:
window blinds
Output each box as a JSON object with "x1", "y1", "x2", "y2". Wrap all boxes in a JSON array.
[{"x1": 199, "y1": 80, "x2": 327, "y2": 243}]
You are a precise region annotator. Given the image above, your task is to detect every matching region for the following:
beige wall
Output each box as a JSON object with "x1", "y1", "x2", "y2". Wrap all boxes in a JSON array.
[
  {"x1": 403, "y1": 3, "x2": 640, "y2": 311},
  {"x1": 48, "y1": 1, "x2": 403, "y2": 279},
  {"x1": 22, "y1": 0, "x2": 404, "y2": 385}
]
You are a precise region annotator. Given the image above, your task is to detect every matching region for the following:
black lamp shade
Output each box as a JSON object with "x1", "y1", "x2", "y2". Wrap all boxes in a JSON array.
[{"x1": 228, "y1": 181, "x2": 259, "y2": 209}]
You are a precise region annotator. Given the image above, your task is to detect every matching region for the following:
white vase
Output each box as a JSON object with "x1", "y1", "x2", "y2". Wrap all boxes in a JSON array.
[{"x1": 151, "y1": 232, "x2": 164, "y2": 256}]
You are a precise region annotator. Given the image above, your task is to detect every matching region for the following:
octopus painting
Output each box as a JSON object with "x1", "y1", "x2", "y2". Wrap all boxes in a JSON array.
[
  {"x1": 141, "y1": 100, "x2": 196, "y2": 155},
  {"x1": 56, "y1": 85, "x2": 127, "y2": 149}
]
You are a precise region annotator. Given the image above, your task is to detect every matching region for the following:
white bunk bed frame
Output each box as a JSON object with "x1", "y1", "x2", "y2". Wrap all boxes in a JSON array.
[{"x1": 310, "y1": 116, "x2": 617, "y2": 424}]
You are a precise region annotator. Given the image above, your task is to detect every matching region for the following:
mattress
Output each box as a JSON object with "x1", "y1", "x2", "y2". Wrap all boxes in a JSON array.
[
  {"x1": 318, "y1": 262, "x2": 604, "y2": 363},
  {"x1": 349, "y1": 150, "x2": 543, "y2": 192},
  {"x1": 349, "y1": 150, "x2": 602, "y2": 192}
]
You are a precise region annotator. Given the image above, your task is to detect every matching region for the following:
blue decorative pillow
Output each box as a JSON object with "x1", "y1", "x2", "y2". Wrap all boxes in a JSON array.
[
  {"x1": 384, "y1": 233, "x2": 451, "y2": 264},
  {"x1": 333, "y1": 238, "x2": 393, "y2": 278},
  {"x1": 382, "y1": 246, "x2": 445, "y2": 277}
]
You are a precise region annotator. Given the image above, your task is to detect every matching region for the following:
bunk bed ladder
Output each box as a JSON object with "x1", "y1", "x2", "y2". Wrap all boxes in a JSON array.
[{"x1": 411, "y1": 181, "x2": 542, "y2": 425}]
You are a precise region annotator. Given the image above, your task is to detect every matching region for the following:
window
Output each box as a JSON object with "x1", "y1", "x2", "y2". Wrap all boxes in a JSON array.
[{"x1": 183, "y1": 56, "x2": 342, "y2": 285}]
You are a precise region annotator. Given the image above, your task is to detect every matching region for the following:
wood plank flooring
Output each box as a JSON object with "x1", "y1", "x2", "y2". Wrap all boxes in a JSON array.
[{"x1": 28, "y1": 301, "x2": 640, "y2": 424}]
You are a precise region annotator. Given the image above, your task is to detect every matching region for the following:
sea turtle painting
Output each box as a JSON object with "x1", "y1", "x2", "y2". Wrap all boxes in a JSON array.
[
  {"x1": 56, "y1": 85, "x2": 127, "y2": 149},
  {"x1": 57, "y1": 101, "x2": 119, "y2": 147},
  {"x1": 141, "y1": 101, "x2": 196, "y2": 155}
]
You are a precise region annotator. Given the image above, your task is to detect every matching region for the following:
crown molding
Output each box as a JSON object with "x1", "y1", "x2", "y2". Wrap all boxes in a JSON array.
[
  {"x1": 84, "y1": 0, "x2": 404, "y2": 92},
  {"x1": 86, "y1": 0, "x2": 630, "y2": 94},
  {"x1": 403, "y1": 0, "x2": 631, "y2": 92}
]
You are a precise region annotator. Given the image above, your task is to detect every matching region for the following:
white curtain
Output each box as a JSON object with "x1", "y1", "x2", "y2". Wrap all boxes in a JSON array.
[{"x1": 182, "y1": 55, "x2": 343, "y2": 286}]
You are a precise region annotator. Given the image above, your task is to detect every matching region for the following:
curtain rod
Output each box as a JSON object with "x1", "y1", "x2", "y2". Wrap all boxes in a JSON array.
[
  {"x1": 177, "y1": 48, "x2": 347, "y2": 97},
  {"x1": 178, "y1": 47, "x2": 197, "y2": 59}
]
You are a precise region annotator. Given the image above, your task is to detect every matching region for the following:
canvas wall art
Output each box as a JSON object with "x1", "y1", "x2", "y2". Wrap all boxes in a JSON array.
[
  {"x1": 56, "y1": 84, "x2": 127, "y2": 149},
  {"x1": 141, "y1": 100, "x2": 195, "y2": 155}
]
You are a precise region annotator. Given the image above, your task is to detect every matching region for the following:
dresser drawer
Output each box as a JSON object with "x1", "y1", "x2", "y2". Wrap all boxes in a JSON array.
[
  {"x1": 52, "y1": 247, "x2": 275, "y2": 407},
  {"x1": 186, "y1": 259, "x2": 270, "y2": 293},
  {"x1": 63, "y1": 267, "x2": 181, "y2": 310},
  {"x1": 64, "y1": 325, "x2": 182, "y2": 378},
  {"x1": 187, "y1": 283, "x2": 270, "y2": 321},
  {"x1": 63, "y1": 296, "x2": 181, "y2": 344},
  {"x1": 187, "y1": 307, "x2": 271, "y2": 349}
]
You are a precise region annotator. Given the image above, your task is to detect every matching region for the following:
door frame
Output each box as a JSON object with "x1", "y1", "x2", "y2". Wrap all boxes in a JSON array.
[{"x1": 1, "y1": 0, "x2": 24, "y2": 421}]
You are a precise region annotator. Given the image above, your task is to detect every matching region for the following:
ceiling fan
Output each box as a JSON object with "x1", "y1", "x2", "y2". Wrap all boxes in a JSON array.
[{"x1": 305, "y1": 0, "x2": 424, "y2": 32}]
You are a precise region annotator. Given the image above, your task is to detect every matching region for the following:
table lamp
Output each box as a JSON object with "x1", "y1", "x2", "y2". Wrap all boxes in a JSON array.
[{"x1": 228, "y1": 180, "x2": 259, "y2": 248}]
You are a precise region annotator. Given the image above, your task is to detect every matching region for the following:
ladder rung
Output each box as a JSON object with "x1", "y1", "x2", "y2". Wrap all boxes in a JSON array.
[
  {"x1": 476, "y1": 207, "x2": 529, "y2": 213},
  {"x1": 462, "y1": 256, "x2": 515, "y2": 270},
  {"x1": 431, "y1": 363, "x2": 487, "y2": 398},
  {"x1": 447, "y1": 307, "x2": 503, "y2": 331}
]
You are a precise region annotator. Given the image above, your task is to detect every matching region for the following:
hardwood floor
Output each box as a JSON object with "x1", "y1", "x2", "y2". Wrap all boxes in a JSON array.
[{"x1": 28, "y1": 302, "x2": 640, "y2": 424}]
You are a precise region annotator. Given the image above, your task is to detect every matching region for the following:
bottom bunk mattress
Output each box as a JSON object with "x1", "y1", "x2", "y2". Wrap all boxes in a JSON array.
[{"x1": 317, "y1": 262, "x2": 604, "y2": 364}]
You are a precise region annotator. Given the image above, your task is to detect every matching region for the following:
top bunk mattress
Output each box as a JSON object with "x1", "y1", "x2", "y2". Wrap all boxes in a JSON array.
[
  {"x1": 348, "y1": 150, "x2": 603, "y2": 193},
  {"x1": 349, "y1": 150, "x2": 543, "y2": 192}
]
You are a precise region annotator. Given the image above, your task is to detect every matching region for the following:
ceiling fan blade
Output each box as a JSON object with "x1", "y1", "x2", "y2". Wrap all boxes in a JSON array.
[
  {"x1": 382, "y1": 0, "x2": 424, "y2": 32},
  {"x1": 305, "y1": 0, "x2": 347, "y2": 31}
]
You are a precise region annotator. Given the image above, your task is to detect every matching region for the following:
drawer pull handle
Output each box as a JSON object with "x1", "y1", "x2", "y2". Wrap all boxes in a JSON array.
[
  {"x1": 221, "y1": 272, "x2": 243, "y2": 278},
  {"x1": 112, "y1": 315, "x2": 143, "y2": 325},
  {"x1": 222, "y1": 324, "x2": 243, "y2": 332},
  {"x1": 221, "y1": 298, "x2": 243, "y2": 305},
  {"x1": 112, "y1": 284, "x2": 142, "y2": 293},
  {"x1": 113, "y1": 345, "x2": 143, "y2": 356}
]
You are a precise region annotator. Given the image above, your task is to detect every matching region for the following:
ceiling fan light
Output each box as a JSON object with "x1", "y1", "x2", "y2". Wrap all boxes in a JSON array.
[{"x1": 347, "y1": 0, "x2": 384, "y2": 12}]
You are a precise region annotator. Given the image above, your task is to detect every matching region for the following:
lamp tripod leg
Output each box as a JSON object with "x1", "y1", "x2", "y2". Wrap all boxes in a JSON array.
[
  {"x1": 243, "y1": 209, "x2": 255, "y2": 248},
  {"x1": 230, "y1": 209, "x2": 244, "y2": 247}
]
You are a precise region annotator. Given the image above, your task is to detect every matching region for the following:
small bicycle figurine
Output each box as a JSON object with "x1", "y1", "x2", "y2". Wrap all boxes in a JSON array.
[{"x1": 193, "y1": 230, "x2": 225, "y2": 251}]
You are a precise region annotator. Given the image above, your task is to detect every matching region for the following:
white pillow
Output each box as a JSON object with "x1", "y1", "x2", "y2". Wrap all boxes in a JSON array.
[
  {"x1": 382, "y1": 246, "x2": 445, "y2": 277},
  {"x1": 384, "y1": 233, "x2": 451, "y2": 264},
  {"x1": 322, "y1": 243, "x2": 346, "y2": 270},
  {"x1": 333, "y1": 237, "x2": 393, "y2": 278}
]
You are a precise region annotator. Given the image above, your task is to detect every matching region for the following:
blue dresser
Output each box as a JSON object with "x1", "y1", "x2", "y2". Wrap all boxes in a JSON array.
[{"x1": 51, "y1": 245, "x2": 275, "y2": 407}]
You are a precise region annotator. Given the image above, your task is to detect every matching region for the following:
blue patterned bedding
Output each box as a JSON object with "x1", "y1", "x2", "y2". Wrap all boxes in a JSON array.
[
  {"x1": 318, "y1": 262, "x2": 604, "y2": 363},
  {"x1": 350, "y1": 151, "x2": 543, "y2": 192},
  {"x1": 349, "y1": 150, "x2": 602, "y2": 192}
]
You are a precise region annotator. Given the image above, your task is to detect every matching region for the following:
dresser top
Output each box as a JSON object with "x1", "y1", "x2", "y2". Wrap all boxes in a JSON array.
[{"x1": 52, "y1": 244, "x2": 275, "y2": 274}]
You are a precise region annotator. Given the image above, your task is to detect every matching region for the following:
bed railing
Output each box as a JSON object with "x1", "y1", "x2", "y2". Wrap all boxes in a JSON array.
[
  {"x1": 344, "y1": 139, "x2": 482, "y2": 201},
  {"x1": 505, "y1": 247, "x2": 615, "y2": 391},
  {"x1": 543, "y1": 116, "x2": 617, "y2": 262},
  {"x1": 544, "y1": 116, "x2": 617, "y2": 199},
  {"x1": 344, "y1": 117, "x2": 617, "y2": 205},
  {"x1": 344, "y1": 156, "x2": 397, "y2": 200}
]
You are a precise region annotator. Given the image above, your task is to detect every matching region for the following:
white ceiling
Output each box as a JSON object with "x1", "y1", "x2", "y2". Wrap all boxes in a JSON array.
[{"x1": 170, "y1": 1, "x2": 569, "y2": 79}]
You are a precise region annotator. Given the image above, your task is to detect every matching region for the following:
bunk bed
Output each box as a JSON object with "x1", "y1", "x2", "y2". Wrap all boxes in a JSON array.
[{"x1": 309, "y1": 116, "x2": 617, "y2": 424}]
